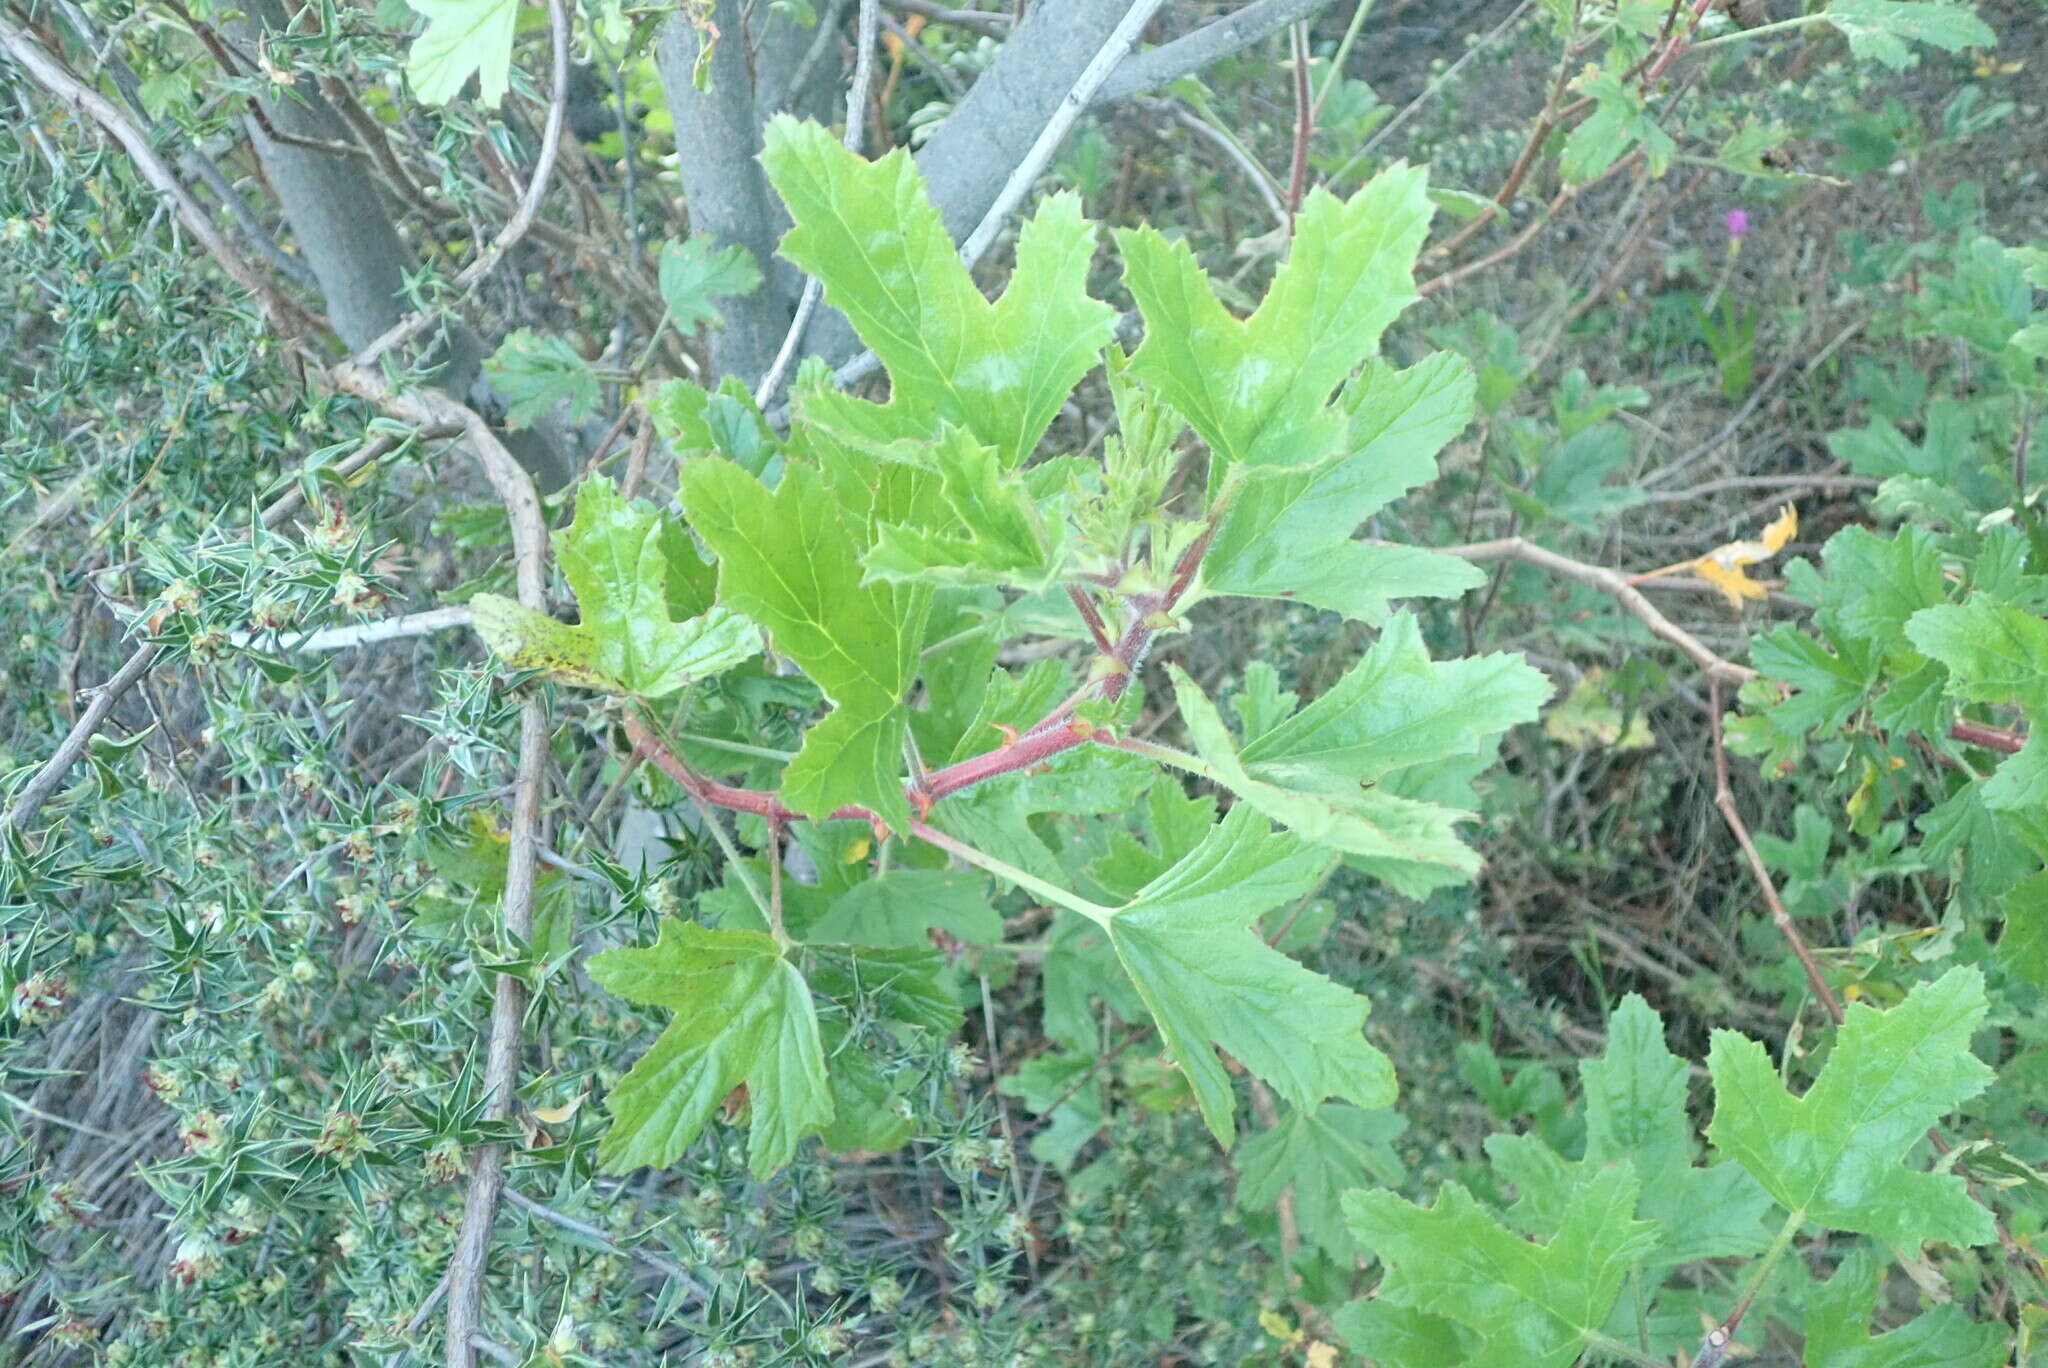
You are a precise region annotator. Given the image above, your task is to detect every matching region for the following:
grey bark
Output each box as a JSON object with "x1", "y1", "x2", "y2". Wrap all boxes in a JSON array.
[
  {"x1": 782, "y1": 0, "x2": 1142, "y2": 372},
  {"x1": 234, "y1": 0, "x2": 574, "y2": 488},
  {"x1": 654, "y1": 1, "x2": 805, "y2": 386},
  {"x1": 659, "y1": 0, "x2": 1344, "y2": 385},
  {"x1": 912, "y1": 1, "x2": 1135, "y2": 245},
  {"x1": 1096, "y1": 0, "x2": 1338, "y2": 105}
]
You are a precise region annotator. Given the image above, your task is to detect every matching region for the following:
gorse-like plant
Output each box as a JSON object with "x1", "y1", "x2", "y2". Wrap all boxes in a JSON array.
[
  {"x1": 7, "y1": 0, "x2": 2041, "y2": 1358},
  {"x1": 474, "y1": 116, "x2": 1547, "y2": 1175}
]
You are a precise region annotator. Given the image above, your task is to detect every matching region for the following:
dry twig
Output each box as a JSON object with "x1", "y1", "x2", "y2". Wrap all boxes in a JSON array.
[
  {"x1": 1709, "y1": 680, "x2": 1845, "y2": 1024},
  {"x1": 1444, "y1": 537, "x2": 1758, "y2": 685}
]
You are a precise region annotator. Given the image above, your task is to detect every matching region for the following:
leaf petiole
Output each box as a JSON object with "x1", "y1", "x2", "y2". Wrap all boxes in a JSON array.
[
  {"x1": 669, "y1": 731, "x2": 798, "y2": 763},
  {"x1": 909, "y1": 820, "x2": 1111, "y2": 925},
  {"x1": 1113, "y1": 734, "x2": 1222, "y2": 783}
]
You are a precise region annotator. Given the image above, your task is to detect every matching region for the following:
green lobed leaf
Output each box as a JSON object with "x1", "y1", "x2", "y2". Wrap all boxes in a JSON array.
[
  {"x1": 1167, "y1": 615, "x2": 1548, "y2": 892},
  {"x1": 1340, "y1": 1166, "x2": 1662, "y2": 1368},
  {"x1": 1578, "y1": 994, "x2": 1773, "y2": 1266},
  {"x1": 405, "y1": 0, "x2": 517, "y2": 106},
  {"x1": 1813, "y1": 524, "x2": 1952, "y2": 657},
  {"x1": 658, "y1": 235, "x2": 764, "y2": 334},
  {"x1": 1998, "y1": 872, "x2": 2048, "y2": 991},
  {"x1": 761, "y1": 116, "x2": 1117, "y2": 466},
  {"x1": 1558, "y1": 71, "x2": 1675, "y2": 183},
  {"x1": 1824, "y1": 0, "x2": 1997, "y2": 69},
  {"x1": 1098, "y1": 805, "x2": 1393, "y2": 1147},
  {"x1": 1196, "y1": 352, "x2": 1487, "y2": 620},
  {"x1": 550, "y1": 476, "x2": 759, "y2": 697},
  {"x1": 678, "y1": 457, "x2": 929, "y2": 831},
  {"x1": 1172, "y1": 666, "x2": 1479, "y2": 882},
  {"x1": 590, "y1": 921, "x2": 832, "y2": 1176},
  {"x1": 1237, "y1": 613, "x2": 1552, "y2": 782},
  {"x1": 470, "y1": 592, "x2": 613, "y2": 691},
  {"x1": 809, "y1": 869, "x2": 1001, "y2": 946},
  {"x1": 470, "y1": 475, "x2": 751, "y2": 698},
  {"x1": 483, "y1": 330, "x2": 600, "y2": 429},
  {"x1": 1907, "y1": 597, "x2": 2048, "y2": 812},
  {"x1": 1329, "y1": 1304, "x2": 1466, "y2": 1368},
  {"x1": 861, "y1": 426, "x2": 1068, "y2": 590},
  {"x1": 1118, "y1": 164, "x2": 1435, "y2": 473},
  {"x1": 1235, "y1": 1103, "x2": 1405, "y2": 1260},
  {"x1": 1705, "y1": 966, "x2": 1997, "y2": 1250},
  {"x1": 999, "y1": 1051, "x2": 1106, "y2": 1170},
  {"x1": 1801, "y1": 1248, "x2": 2008, "y2": 1367}
]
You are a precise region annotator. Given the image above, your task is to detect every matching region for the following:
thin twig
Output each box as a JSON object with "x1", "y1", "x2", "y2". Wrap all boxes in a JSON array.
[
  {"x1": 756, "y1": 0, "x2": 884, "y2": 407},
  {"x1": 1419, "y1": 150, "x2": 1641, "y2": 297},
  {"x1": 976, "y1": 974, "x2": 1037, "y2": 1275},
  {"x1": 0, "y1": 14, "x2": 320, "y2": 337},
  {"x1": 227, "y1": 605, "x2": 476, "y2": 653},
  {"x1": 1352, "y1": 0, "x2": 1536, "y2": 163},
  {"x1": 321, "y1": 375, "x2": 551, "y2": 1368},
  {"x1": 885, "y1": 0, "x2": 1009, "y2": 38},
  {"x1": 1, "y1": 643, "x2": 157, "y2": 834},
  {"x1": 1443, "y1": 537, "x2": 1757, "y2": 685},
  {"x1": 1710, "y1": 677, "x2": 1845, "y2": 1025},
  {"x1": 354, "y1": 0, "x2": 572, "y2": 369},
  {"x1": 502, "y1": 1189, "x2": 711, "y2": 1302},
  {"x1": 1284, "y1": 21, "x2": 1312, "y2": 233},
  {"x1": 958, "y1": 0, "x2": 1166, "y2": 271},
  {"x1": 1154, "y1": 99, "x2": 1288, "y2": 230},
  {"x1": 1097, "y1": 0, "x2": 1339, "y2": 105},
  {"x1": 469, "y1": 1338, "x2": 518, "y2": 1367}
]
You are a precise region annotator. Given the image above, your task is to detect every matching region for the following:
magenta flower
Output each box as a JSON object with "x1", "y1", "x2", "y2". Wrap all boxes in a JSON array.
[{"x1": 1723, "y1": 208, "x2": 1750, "y2": 240}]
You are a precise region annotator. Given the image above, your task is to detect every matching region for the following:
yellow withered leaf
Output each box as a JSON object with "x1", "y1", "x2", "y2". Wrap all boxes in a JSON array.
[
  {"x1": 531, "y1": 1095, "x2": 584, "y2": 1126},
  {"x1": 1639, "y1": 504, "x2": 1797, "y2": 610}
]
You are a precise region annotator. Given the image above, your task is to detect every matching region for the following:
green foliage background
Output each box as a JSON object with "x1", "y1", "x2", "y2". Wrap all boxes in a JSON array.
[{"x1": 4, "y1": 0, "x2": 2048, "y2": 1365}]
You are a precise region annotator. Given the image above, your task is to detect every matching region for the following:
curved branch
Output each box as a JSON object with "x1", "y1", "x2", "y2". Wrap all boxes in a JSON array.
[
  {"x1": 355, "y1": 0, "x2": 571, "y2": 369},
  {"x1": 0, "y1": 13, "x2": 320, "y2": 338},
  {"x1": 1095, "y1": 0, "x2": 1340, "y2": 106},
  {"x1": 1445, "y1": 536, "x2": 1758, "y2": 685},
  {"x1": 328, "y1": 368, "x2": 549, "y2": 1368}
]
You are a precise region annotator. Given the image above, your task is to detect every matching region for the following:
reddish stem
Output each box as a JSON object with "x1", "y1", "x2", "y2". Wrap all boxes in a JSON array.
[
  {"x1": 1950, "y1": 720, "x2": 2025, "y2": 755},
  {"x1": 1285, "y1": 23, "x2": 1313, "y2": 234},
  {"x1": 624, "y1": 519, "x2": 1220, "y2": 838},
  {"x1": 1067, "y1": 583, "x2": 1115, "y2": 654},
  {"x1": 1642, "y1": 0, "x2": 1714, "y2": 84}
]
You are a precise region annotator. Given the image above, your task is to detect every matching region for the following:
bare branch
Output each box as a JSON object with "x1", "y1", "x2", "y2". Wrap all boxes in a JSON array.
[
  {"x1": 226, "y1": 605, "x2": 476, "y2": 653},
  {"x1": 756, "y1": 0, "x2": 884, "y2": 406},
  {"x1": 1156, "y1": 99, "x2": 1287, "y2": 226},
  {"x1": 1443, "y1": 537, "x2": 1758, "y2": 685},
  {"x1": 887, "y1": 0, "x2": 1009, "y2": 38},
  {"x1": 0, "y1": 13, "x2": 320, "y2": 338},
  {"x1": 326, "y1": 372, "x2": 549, "y2": 1368},
  {"x1": 0, "y1": 644, "x2": 158, "y2": 836},
  {"x1": 1710, "y1": 678, "x2": 1846, "y2": 1025},
  {"x1": 355, "y1": 0, "x2": 571, "y2": 369},
  {"x1": 960, "y1": 0, "x2": 1167, "y2": 268},
  {"x1": 1095, "y1": 0, "x2": 1340, "y2": 106}
]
